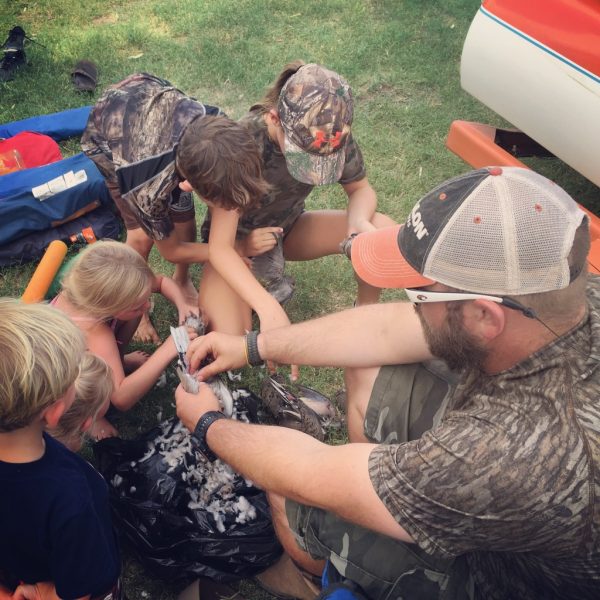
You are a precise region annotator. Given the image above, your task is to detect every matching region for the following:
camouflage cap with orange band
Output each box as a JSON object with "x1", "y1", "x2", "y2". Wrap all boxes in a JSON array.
[{"x1": 278, "y1": 63, "x2": 353, "y2": 185}]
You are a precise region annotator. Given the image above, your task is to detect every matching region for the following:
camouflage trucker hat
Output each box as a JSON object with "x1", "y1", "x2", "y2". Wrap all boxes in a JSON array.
[
  {"x1": 351, "y1": 167, "x2": 588, "y2": 294},
  {"x1": 277, "y1": 63, "x2": 353, "y2": 185}
]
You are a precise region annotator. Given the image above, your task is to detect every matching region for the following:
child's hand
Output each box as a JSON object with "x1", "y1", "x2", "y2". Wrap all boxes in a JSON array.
[
  {"x1": 239, "y1": 227, "x2": 283, "y2": 257},
  {"x1": 185, "y1": 325, "x2": 199, "y2": 342}
]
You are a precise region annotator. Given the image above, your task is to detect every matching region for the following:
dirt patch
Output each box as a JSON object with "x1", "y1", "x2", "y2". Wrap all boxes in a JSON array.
[{"x1": 93, "y1": 13, "x2": 119, "y2": 25}]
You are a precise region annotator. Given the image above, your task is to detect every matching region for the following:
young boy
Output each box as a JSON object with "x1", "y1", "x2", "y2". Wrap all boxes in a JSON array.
[
  {"x1": 0, "y1": 299, "x2": 121, "y2": 600},
  {"x1": 81, "y1": 73, "x2": 286, "y2": 343}
]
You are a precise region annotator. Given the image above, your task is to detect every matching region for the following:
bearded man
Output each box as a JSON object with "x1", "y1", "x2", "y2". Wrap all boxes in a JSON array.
[{"x1": 175, "y1": 167, "x2": 600, "y2": 600}]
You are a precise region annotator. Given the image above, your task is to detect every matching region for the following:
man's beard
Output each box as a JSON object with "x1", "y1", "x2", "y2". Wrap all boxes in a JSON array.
[{"x1": 415, "y1": 303, "x2": 488, "y2": 372}]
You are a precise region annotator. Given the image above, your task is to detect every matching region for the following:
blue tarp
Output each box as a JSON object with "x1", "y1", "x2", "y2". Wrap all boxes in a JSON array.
[{"x1": 0, "y1": 106, "x2": 92, "y2": 141}]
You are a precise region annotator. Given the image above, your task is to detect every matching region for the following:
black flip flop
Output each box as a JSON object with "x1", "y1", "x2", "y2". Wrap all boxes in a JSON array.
[{"x1": 71, "y1": 59, "x2": 98, "y2": 92}]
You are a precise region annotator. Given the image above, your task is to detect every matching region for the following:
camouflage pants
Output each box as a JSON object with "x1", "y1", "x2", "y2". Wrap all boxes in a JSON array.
[{"x1": 286, "y1": 362, "x2": 474, "y2": 600}]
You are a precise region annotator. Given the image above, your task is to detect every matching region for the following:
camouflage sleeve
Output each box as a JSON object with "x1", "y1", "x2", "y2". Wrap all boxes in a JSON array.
[
  {"x1": 339, "y1": 134, "x2": 367, "y2": 185},
  {"x1": 368, "y1": 409, "x2": 579, "y2": 559}
]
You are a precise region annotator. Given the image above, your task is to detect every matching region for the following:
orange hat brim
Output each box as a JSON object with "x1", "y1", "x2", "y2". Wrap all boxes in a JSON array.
[{"x1": 350, "y1": 225, "x2": 435, "y2": 289}]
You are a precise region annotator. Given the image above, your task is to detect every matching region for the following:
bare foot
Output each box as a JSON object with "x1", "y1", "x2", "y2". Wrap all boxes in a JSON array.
[
  {"x1": 123, "y1": 350, "x2": 150, "y2": 374},
  {"x1": 133, "y1": 311, "x2": 161, "y2": 344},
  {"x1": 90, "y1": 416, "x2": 119, "y2": 442}
]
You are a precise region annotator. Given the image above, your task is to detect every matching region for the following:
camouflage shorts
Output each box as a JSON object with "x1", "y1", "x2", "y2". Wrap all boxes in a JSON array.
[{"x1": 286, "y1": 362, "x2": 474, "y2": 600}]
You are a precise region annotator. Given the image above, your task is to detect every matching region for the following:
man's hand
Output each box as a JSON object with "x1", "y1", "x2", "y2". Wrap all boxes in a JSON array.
[
  {"x1": 175, "y1": 383, "x2": 221, "y2": 432},
  {"x1": 187, "y1": 332, "x2": 248, "y2": 380},
  {"x1": 238, "y1": 227, "x2": 284, "y2": 257}
]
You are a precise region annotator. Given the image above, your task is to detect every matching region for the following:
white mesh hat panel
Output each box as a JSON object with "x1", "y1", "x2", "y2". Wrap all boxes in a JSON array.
[{"x1": 423, "y1": 168, "x2": 585, "y2": 295}]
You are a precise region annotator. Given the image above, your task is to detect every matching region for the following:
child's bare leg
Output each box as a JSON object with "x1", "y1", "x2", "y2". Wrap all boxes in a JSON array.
[
  {"x1": 198, "y1": 263, "x2": 252, "y2": 335},
  {"x1": 114, "y1": 315, "x2": 144, "y2": 352},
  {"x1": 283, "y1": 210, "x2": 395, "y2": 306},
  {"x1": 125, "y1": 227, "x2": 162, "y2": 343},
  {"x1": 173, "y1": 218, "x2": 199, "y2": 304}
]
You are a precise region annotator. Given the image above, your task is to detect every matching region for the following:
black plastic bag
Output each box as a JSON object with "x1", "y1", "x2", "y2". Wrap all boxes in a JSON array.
[{"x1": 93, "y1": 389, "x2": 282, "y2": 584}]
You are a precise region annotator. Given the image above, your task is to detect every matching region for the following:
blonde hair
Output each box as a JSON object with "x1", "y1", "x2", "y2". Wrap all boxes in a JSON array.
[
  {"x1": 250, "y1": 59, "x2": 306, "y2": 114},
  {"x1": 0, "y1": 299, "x2": 85, "y2": 432},
  {"x1": 61, "y1": 240, "x2": 154, "y2": 320},
  {"x1": 48, "y1": 352, "x2": 114, "y2": 449}
]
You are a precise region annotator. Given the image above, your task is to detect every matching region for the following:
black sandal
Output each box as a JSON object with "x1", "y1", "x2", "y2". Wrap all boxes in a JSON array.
[
  {"x1": 71, "y1": 59, "x2": 98, "y2": 92},
  {"x1": 0, "y1": 26, "x2": 27, "y2": 82}
]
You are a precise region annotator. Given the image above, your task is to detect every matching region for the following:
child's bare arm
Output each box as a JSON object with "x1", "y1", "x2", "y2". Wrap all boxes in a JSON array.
[
  {"x1": 153, "y1": 274, "x2": 197, "y2": 323},
  {"x1": 208, "y1": 207, "x2": 291, "y2": 332},
  {"x1": 87, "y1": 324, "x2": 178, "y2": 411},
  {"x1": 154, "y1": 233, "x2": 210, "y2": 265}
]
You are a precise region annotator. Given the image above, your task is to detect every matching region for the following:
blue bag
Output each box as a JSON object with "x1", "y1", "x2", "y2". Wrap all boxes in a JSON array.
[
  {"x1": 316, "y1": 561, "x2": 370, "y2": 600},
  {"x1": 0, "y1": 152, "x2": 113, "y2": 246},
  {"x1": 0, "y1": 106, "x2": 92, "y2": 141}
]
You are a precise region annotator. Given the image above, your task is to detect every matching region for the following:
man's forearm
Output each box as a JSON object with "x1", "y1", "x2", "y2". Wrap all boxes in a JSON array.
[
  {"x1": 258, "y1": 302, "x2": 431, "y2": 368},
  {"x1": 205, "y1": 418, "x2": 412, "y2": 541}
]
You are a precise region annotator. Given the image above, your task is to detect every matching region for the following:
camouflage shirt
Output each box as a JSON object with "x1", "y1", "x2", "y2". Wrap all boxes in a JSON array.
[
  {"x1": 200, "y1": 109, "x2": 366, "y2": 240},
  {"x1": 369, "y1": 276, "x2": 600, "y2": 599},
  {"x1": 81, "y1": 73, "x2": 221, "y2": 240}
]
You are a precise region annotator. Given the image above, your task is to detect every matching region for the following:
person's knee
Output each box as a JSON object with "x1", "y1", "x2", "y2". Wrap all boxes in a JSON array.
[
  {"x1": 125, "y1": 228, "x2": 153, "y2": 259},
  {"x1": 344, "y1": 366, "x2": 379, "y2": 442},
  {"x1": 371, "y1": 211, "x2": 396, "y2": 229},
  {"x1": 268, "y1": 494, "x2": 324, "y2": 577}
]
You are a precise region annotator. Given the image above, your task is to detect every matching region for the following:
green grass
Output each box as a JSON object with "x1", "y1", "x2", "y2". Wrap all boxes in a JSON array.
[{"x1": 1, "y1": 1, "x2": 599, "y2": 598}]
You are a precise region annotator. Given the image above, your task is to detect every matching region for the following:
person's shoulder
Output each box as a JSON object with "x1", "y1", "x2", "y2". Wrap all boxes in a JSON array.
[{"x1": 238, "y1": 110, "x2": 266, "y2": 136}]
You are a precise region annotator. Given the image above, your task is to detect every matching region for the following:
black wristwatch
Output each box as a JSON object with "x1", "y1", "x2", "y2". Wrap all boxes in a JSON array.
[{"x1": 192, "y1": 411, "x2": 226, "y2": 462}]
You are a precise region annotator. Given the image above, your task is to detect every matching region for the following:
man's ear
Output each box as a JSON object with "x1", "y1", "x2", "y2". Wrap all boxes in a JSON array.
[
  {"x1": 466, "y1": 299, "x2": 506, "y2": 342},
  {"x1": 179, "y1": 180, "x2": 194, "y2": 193},
  {"x1": 41, "y1": 400, "x2": 68, "y2": 429}
]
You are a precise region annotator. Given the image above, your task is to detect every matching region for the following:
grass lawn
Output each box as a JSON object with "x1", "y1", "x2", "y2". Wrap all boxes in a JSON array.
[{"x1": 1, "y1": 1, "x2": 598, "y2": 598}]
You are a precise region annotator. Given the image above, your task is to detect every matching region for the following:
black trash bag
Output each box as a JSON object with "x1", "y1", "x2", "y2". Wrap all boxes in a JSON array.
[{"x1": 93, "y1": 388, "x2": 282, "y2": 584}]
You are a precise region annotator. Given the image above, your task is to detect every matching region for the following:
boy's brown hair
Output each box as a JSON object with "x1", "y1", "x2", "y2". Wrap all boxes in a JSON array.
[
  {"x1": 0, "y1": 299, "x2": 85, "y2": 432},
  {"x1": 175, "y1": 115, "x2": 270, "y2": 211}
]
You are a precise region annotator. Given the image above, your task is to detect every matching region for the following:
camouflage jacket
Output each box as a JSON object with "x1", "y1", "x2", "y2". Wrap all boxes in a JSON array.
[
  {"x1": 82, "y1": 73, "x2": 221, "y2": 240},
  {"x1": 369, "y1": 275, "x2": 600, "y2": 599}
]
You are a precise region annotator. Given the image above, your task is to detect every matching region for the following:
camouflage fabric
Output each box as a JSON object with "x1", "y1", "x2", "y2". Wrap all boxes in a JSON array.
[
  {"x1": 81, "y1": 73, "x2": 222, "y2": 240},
  {"x1": 369, "y1": 275, "x2": 600, "y2": 599},
  {"x1": 286, "y1": 362, "x2": 468, "y2": 600},
  {"x1": 251, "y1": 234, "x2": 295, "y2": 305},
  {"x1": 200, "y1": 110, "x2": 366, "y2": 241},
  {"x1": 277, "y1": 63, "x2": 353, "y2": 185}
]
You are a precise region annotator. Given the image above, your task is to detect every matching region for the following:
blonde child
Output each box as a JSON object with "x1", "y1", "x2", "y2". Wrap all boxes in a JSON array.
[
  {"x1": 48, "y1": 353, "x2": 114, "y2": 452},
  {"x1": 51, "y1": 240, "x2": 195, "y2": 439},
  {"x1": 0, "y1": 299, "x2": 121, "y2": 599}
]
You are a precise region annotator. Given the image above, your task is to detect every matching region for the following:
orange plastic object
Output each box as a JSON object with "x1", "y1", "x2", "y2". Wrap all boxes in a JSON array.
[
  {"x1": 21, "y1": 240, "x2": 68, "y2": 304},
  {"x1": 446, "y1": 119, "x2": 600, "y2": 274},
  {"x1": 446, "y1": 121, "x2": 526, "y2": 170},
  {"x1": 0, "y1": 149, "x2": 25, "y2": 175}
]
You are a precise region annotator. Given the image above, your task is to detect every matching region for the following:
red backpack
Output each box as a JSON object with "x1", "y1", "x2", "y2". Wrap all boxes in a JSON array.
[{"x1": 0, "y1": 131, "x2": 62, "y2": 174}]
